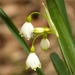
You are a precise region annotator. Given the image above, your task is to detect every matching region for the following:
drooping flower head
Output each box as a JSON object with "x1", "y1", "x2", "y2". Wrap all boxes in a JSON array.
[
  {"x1": 20, "y1": 22, "x2": 34, "y2": 40},
  {"x1": 40, "y1": 38, "x2": 50, "y2": 51},
  {"x1": 26, "y1": 53, "x2": 41, "y2": 71}
]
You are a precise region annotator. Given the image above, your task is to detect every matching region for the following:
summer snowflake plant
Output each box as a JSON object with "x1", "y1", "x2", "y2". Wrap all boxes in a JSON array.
[
  {"x1": 0, "y1": 0, "x2": 75, "y2": 75},
  {"x1": 19, "y1": 3, "x2": 59, "y2": 71}
]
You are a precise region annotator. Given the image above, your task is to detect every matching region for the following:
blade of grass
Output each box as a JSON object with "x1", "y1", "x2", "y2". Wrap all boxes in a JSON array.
[
  {"x1": 50, "y1": 52, "x2": 70, "y2": 75},
  {"x1": 36, "y1": 68, "x2": 45, "y2": 75},
  {"x1": 0, "y1": 7, "x2": 30, "y2": 54},
  {"x1": 46, "y1": 0, "x2": 75, "y2": 74},
  {"x1": 54, "y1": 0, "x2": 73, "y2": 36},
  {"x1": 0, "y1": 7, "x2": 46, "y2": 75}
]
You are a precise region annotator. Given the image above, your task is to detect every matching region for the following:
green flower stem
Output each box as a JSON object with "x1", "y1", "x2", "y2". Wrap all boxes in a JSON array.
[
  {"x1": 32, "y1": 33, "x2": 43, "y2": 46},
  {"x1": 43, "y1": 33, "x2": 47, "y2": 39},
  {"x1": 29, "y1": 12, "x2": 47, "y2": 20},
  {"x1": 28, "y1": 10, "x2": 59, "y2": 38}
]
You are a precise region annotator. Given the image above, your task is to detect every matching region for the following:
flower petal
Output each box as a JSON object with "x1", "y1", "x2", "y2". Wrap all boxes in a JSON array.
[{"x1": 26, "y1": 53, "x2": 41, "y2": 71}]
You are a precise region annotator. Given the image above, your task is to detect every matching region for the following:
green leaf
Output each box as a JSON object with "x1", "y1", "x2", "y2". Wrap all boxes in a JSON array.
[
  {"x1": 36, "y1": 68, "x2": 45, "y2": 75},
  {"x1": 0, "y1": 7, "x2": 46, "y2": 75},
  {"x1": 46, "y1": 0, "x2": 75, "y2": 74},
  {"x1": 54, "y1": 0, "x2": 72, "y2": 35},
  {"x1": 0, "y1": 7, "x2": 30, "y2": 54},
  {"x1": 50, "y1": 52, "x2": 70, "y2": 75}
]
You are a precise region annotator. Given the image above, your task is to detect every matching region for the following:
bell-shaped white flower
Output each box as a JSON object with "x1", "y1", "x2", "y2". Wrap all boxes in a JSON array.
[
  {"x1": 40, "y1": 38, "x2": 50, "y2": 51},
  {"x1": 20, "y1": 22, "x2": 34, "y2": 40},
  {"x1": 26, "y1": 53, "x2": 41, "y2": 71}
]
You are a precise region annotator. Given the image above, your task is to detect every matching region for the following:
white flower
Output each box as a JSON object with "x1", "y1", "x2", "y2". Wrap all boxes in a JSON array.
[
  {"x1": 26, "y1": 53, "x2": 41, "y2": 71},
  {"x1": 40, "y1": 38, "x2": 50, "y2": 51},
  {"x1": 20, "y1": 22, "x2": 34, "y2": 40}
]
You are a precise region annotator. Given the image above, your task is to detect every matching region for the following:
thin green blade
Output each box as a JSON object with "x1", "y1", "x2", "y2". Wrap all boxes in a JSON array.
[
  {"x1": 46, "y1": 0, "x2": 75, "y2": 74},
  {"x1": 0, "y1": 7, "x2": 30, "y2": 54},
  {"x1": 54, "y1": 0, "x2": 72, "y2": 35},
  {"x1": 50, "y1": 52, "x2": 70, "y2": 75},
  {"x1": 36, "y1": 68, "x2": 45, "y2": 75}
]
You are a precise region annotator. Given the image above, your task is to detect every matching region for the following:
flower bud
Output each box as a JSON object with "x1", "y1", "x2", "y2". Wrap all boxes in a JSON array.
[
  {"x1": 40, "y1": 38, "x2": 50, "y2": 51},
  {"x1": 33, "y1": 27, "x2": 44, "y2": 34}
]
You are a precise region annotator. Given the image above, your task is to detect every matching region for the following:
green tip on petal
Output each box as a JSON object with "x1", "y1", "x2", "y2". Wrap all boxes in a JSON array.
[
  {"x1": 27, "y1": 38, "x2": 30, "y2": 40},
  {"x1": 26, "y1": 65, "x2": 29, "y2": 69},
  {"x1": 38, "y1": 64, "x2": 41, "y2": 68},
  {"x1": 33, "y1": 68, "x2": 36, "y2": 71},
  {"x1": 40, "y1": 47, "x2": 49, "y2": 51},
  {"x1": 19, "y1": 33, "x2": 24, "y2": 37}
]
